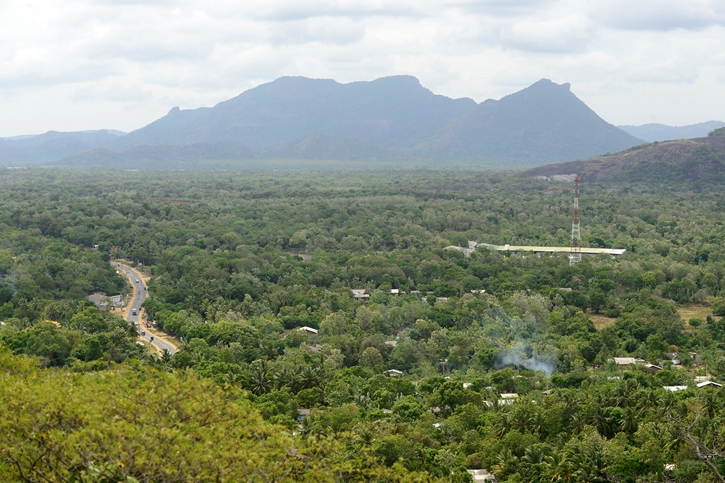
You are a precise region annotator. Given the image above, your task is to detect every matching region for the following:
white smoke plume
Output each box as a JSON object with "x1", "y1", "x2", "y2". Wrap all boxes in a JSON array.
[{"x1": 494, "y1": 342, "x2": 556, "y2": 376}]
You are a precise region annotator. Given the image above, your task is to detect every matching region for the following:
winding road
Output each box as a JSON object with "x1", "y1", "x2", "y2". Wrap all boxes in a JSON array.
[{"x1": 112, "y1": 262, "x2": 178, "y2": 355}]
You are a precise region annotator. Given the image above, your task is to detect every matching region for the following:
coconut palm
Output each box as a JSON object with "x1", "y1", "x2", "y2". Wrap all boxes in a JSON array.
[
  {"x1": 297, "y1": 365, "x2": 322, "y2": 390},
  {"x1": 249, "y1": 366, "x2": 272, "y2": 395}
]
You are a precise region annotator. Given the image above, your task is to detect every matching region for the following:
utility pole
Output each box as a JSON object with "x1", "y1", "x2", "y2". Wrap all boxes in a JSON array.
[{"x1": 569, "y1": 175, "x2": 582, "y2": 266}]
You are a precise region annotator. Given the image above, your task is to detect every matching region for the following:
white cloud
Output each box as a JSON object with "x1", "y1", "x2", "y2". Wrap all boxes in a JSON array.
[
  {"x1": 0, "y1": 0, "x2": 724, "y2": 134},
  {"x1": 587, "y1": 0, "x2": 725, "y2": 31},
  {"x1": 503, "y1": 15, "x2": 597, "y2": 53}
]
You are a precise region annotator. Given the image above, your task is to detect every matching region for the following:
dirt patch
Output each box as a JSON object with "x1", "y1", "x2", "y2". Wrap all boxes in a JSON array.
[
  {"x1": 589, "y1": 312, "x2": 617, "y2": 330},
  {"x1": 677, "y1": 304, "x2": 720, "y2": 327}
]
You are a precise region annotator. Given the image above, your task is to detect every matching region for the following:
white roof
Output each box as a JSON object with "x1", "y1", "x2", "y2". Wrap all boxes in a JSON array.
[
  {"x1": 478, "y1": 243, "x2": 626, "y2": 256},
  {"x1": 500, "y1": 393, "x2": 519, "y2": 399},
  {"x1": 351, "y1": 289, "x2": 367, "y2": 295},
  {"x1": 664, "y1": 385, "x2": 689, "y2": 392},
  {"x1": 385, "y1": 369, "x2": 403, "y2": 375},
  {"x1": 612, "y1": 357, "x2": 637, "y2": 365},
  {"x1": 697, "y1": 381, "x2": 722, "y2": 388},
  {"x1": 298, "y1": 326, "x2": 318, "y2": 334},
  {"x1": 384, "y1": 340, "x2": 397, "y2": 347},
  {"x1": 468, "y1": 469, "x2": 498, "y2": 483}
]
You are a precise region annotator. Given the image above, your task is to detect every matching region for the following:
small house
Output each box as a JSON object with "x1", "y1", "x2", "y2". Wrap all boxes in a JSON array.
[
  {"x1": 298, "y1": 326, "x2": 318, "y2": 335},
  {"x1": 644, "y1": 363, "x2": 662, "y2": 375},
  {"x1": 664, "y1": 385, "x2": 689, "y2": 392},
  {"x1": 697, "y1": 381, "x2": 722, "y2": 389},
  {"x1": 297, "y1": 409, "x2": 311, "y2": 421},
  {"x1": 468, "y1": 469, "x2": 498, "y2": 483},
  {"x1": 351, "y1": 289, "x2": 370, "y2": 301},
  {"x1": 384, "y1": 340, "x2": 398, "y2": 348},
  {"x1": 384, "y1": 369, "x2": 403, "y2": 378},
  {"x1": 390, "y1": 289, "x2": 400, "y2": 295},
  {"x1": 86, "y1": 293, "x2": 109, "y2": 313}
]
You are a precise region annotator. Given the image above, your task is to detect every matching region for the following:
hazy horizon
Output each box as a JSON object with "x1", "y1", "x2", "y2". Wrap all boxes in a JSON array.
[{"x1": 2, "y1": 0, "x2": 724, "y2": 137}]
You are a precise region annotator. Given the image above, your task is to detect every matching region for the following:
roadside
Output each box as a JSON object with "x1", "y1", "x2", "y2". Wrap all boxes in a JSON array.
[{"x1": 112, "y1": 261, "x2": 179, "y2": 354}]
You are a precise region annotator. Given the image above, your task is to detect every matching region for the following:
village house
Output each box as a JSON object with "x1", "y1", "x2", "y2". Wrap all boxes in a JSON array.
[
  {"x1": 384, "y1": 369, "x2": 403, "y2": 378},
  {"x1": 351, "y1": 289, "x2": 370, "y2": 301},
  {"x1": 86, "y1": 293, "x2": 109, "y2": 313},
  {"x1": 697, "y1": 381, "x2": 722, "y2": 389},
  {"x1": 611, "y1": 357, "x2": 645, "y2": 367},
  {"x1": 468, "y1": 469, "x2": 498, "y2": 483}
]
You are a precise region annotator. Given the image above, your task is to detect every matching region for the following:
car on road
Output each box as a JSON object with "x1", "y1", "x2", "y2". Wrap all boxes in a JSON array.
[
  {"x1": 135, "y1": 279, "x2": 140, "y2": 283},
  {"x1": 132, "y1": 309, "x2": 137, "y2": 316}
]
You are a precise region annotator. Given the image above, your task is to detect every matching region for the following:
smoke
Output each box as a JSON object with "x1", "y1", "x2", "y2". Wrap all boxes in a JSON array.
[{"x1": 494, "y1": 342, "x2": 556, "y2": 376}]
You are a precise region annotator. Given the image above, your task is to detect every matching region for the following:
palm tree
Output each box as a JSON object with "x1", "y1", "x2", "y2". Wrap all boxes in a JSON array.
[
  {"x1": 545, "y1": 452, "x2": 574, "y2": 483},
  {"x1": 620, "y1": 406, "x2": 639, "y2": 434},
  {"x1": 569, "y1": 412, "x2": 586, "y2": 434},
  {"x1": 274, "y1": 366, "x2": 297, "y2": 390},
  {"x1": 297, "y1": 365, "x2": 321, "y2": 390},
  {"x1": 521, "y1": 445, "x2": 549, "y2": 479},
  {"x1": 160, "y1": 348, "x2": 172, "y2": 364},
  {"x1": 588, "y1": 405, "x2": 612, "y2": 437},
  {"x1": 495, "y1": 413, "x2": 512, "y2": 438},
  {"x1": 249, "y1": 366, "x2": 272, "y2": 395}
]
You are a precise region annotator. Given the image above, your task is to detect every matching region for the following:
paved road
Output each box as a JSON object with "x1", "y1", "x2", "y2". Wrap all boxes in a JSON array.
[{"x1": 112, "y1": 262, "x2": 178, "y2": 355}]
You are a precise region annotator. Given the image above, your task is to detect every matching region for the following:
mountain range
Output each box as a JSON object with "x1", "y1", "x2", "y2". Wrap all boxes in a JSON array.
[
  {"x1": 1, "y1": 76, "x2": 714, "y2": 169},
  {"x1": 617, "y1": 121, "x2": 725, "y2": 143}
]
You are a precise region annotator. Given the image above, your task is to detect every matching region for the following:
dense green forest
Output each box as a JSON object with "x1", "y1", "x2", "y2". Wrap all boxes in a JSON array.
[{"x1": 2, "y1": 168, "x2": 725, "y2": 482}]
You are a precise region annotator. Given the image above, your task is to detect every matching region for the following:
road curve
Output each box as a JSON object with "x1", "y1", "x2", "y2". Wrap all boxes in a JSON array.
[{"x1": 112, "y1": 262, "x2": 178, "y2": 355}]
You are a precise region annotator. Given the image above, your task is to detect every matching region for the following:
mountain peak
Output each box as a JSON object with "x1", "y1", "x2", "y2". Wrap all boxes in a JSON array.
[{"x1": 527, "y1": 78, "x2": 571, "y2": 92}]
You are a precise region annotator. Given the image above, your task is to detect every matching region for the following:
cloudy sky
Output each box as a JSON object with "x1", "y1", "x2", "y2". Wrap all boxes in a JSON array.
[{"x1": 1, "y1": 0, "x2": 724, "y2": 136}]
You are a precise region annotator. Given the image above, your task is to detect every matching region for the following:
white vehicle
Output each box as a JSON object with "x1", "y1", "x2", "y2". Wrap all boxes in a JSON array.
[{"x1": 135, "y1": 279, "x2": 140, "y2": 283}]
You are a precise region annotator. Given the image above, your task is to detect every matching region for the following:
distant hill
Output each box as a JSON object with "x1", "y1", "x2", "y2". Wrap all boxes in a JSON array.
[
  {"x1": 618, "y1": 121, "x2": 725, "y2": 142},
  {"x1": 524, "y1": 136, "x2": 725, "y2": 183},
  {"x1": 6, "y1": 76, "x2": 648, "y2": 168},
  {"x1": 113, "y1": 76, "x2": 477, "y2": 152},
  {"x1": 417, "y1": 79, "x2": 643, "y2": 164},
  {"x1": 0, "y1": 130, "x2": 125, "y2": 166},
  {"x1": 56, "y1": 143, "x2": 256, "y2": 169},
  {"x1": 265, "y1": 132, "x2": 393, "y2": 161}
]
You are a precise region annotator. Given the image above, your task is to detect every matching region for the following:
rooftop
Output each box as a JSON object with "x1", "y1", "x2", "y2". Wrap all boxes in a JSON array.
[{"x1": 477, "y1": 242, "x2": 626, "y2": 256}]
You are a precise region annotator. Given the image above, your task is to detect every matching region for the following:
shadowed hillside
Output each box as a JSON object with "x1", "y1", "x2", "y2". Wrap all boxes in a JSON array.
[
  {"x1": 524, "y1": 136, "x2": 725, "y2": 183},
  {"x1": 419, "y1": 79, "x2": 643, "y2": 164},
  {"x1": 112, "y1": 76, "x2": 477, "y2": 152}
]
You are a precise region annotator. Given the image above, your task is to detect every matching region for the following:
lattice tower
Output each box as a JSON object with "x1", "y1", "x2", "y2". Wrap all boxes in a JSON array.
[{"x1": 569, "y1": 175, "x2": 582, "y2": 265}]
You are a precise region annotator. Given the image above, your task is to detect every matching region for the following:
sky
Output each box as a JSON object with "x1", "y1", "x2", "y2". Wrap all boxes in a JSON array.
[{"x1": 1, "y1": 0, "x2": 724, "y2": 137}]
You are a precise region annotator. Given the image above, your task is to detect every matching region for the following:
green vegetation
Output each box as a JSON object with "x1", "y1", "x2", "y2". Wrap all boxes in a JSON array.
[
  {"x1": 710, "y1": 127, "x2": 725, "y2": 137},
  {"x1": 526, "y1": 136, "x2": 725, "y2": 184},
  {"x1": 3, "y1": 168, "x2": 725, "y2": 482}
]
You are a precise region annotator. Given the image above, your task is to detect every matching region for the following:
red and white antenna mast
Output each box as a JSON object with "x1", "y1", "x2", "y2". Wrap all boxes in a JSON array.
[{"x1": 569, "y1": 175, "x2": 582, "y2": 265}]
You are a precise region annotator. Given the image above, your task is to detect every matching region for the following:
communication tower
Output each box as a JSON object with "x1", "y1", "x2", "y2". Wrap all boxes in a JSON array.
[{"x1": 569, "y1": 175, "x2": 582, "y2": 265}]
